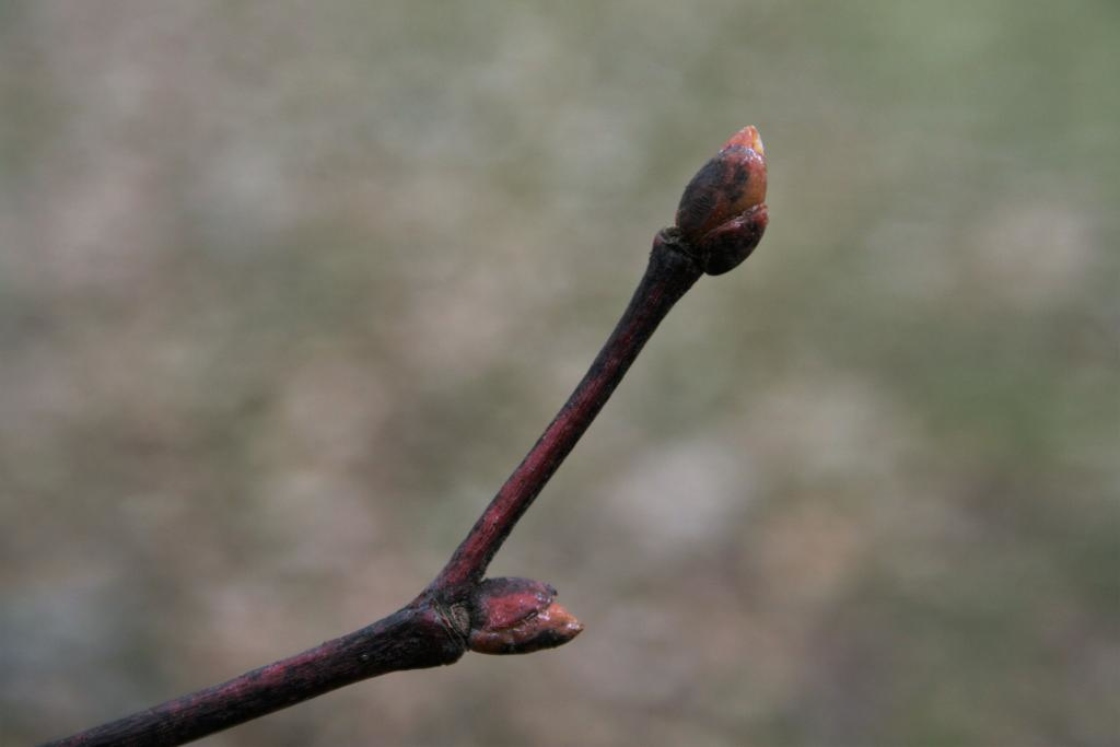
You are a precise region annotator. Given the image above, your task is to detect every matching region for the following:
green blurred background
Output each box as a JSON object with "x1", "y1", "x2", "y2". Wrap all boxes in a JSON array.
[{"x1": 2, "y1": 2, "x2": 1117, "y2": 745}]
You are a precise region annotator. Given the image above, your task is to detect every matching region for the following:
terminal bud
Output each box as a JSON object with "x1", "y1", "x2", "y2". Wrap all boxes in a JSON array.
[{"x1": 675, "y1": 125, "x2": 769, "y2": 275}]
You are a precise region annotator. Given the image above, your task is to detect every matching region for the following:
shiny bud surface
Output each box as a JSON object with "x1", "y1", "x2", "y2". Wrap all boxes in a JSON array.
[
  {"x1": 467, "y1": 577, "x2": 584, "y2": 655},
  {"x1": 675, "y1": 125, "x2": 769, "y2": 275}
]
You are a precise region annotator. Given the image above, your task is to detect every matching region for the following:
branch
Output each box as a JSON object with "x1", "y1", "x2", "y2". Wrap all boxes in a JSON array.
[{"x1": 43, "y1": 125, "x2": 769, "y2": 747}]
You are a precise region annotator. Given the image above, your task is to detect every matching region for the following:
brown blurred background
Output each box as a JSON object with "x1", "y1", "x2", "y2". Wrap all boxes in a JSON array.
[{"x1": 2, "y1": 2, "x2": 1117, "y2": 745}]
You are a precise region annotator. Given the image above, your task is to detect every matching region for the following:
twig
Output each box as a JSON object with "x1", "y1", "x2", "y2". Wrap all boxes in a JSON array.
[{"x1": 43, "y1": 125, "x2": 769, "y2": 747}]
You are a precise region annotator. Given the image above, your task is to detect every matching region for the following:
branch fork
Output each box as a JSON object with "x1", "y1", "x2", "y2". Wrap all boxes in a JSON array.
[{"x1": 46, "y1": 125, "x2": 769, "y2": 747}]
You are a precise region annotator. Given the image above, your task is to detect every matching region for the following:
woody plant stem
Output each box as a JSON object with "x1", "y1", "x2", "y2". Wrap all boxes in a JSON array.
[{"x1": 44, "y1": 125, "x2": 769, "y2": 747}]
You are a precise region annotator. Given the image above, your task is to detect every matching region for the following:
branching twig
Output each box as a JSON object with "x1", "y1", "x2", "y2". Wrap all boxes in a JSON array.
[{"x1": 44, "y1": 125, "x2": 769, "y2": 747}]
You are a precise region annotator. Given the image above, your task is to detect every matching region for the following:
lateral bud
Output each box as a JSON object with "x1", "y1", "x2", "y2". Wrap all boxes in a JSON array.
[
  {"x1": 675, "y1": 125, "x2": 769, "y2": 275},
  {"x1": 467, "y1": 577, "x2": 584, "y2": 655}
]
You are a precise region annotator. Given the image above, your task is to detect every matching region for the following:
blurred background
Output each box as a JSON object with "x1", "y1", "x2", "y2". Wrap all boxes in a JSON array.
[{"x1": 2, "y1": 2, "x2": 1117, "y2": 745}]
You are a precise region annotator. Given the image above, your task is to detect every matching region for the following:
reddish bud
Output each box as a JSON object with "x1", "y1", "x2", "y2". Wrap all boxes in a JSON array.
[
  {"x1": 467, "y1": 577, "x2": 584, "y2": 655},
  {"x1": 675, "y1": 125, "x2": 769, "y2": 275}
]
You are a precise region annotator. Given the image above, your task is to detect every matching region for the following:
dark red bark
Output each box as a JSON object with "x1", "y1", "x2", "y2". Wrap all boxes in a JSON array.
[
  {"x1": 43, "y1": 605, "x2": 461, "y2": 747},
  {"x1": 42, "y1": 125, "x2": 768, "y2": 747}
]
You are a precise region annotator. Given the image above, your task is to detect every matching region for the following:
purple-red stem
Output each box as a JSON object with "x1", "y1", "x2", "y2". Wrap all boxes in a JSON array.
[
  {"x1": 431, "y1": 235, "x2": 703, "y2": 591},
  {"x1": 45, "y1": 122, "x2": 771, "y2": 745},
  {"x1": 43, "y1": 234, "x2": 706, "y2": 747},
  {"x1": 42, "y1": 607, "x2": 461, "y2": 747}
]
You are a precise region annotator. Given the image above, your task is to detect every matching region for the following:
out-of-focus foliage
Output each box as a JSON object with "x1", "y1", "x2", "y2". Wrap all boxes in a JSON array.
[{"x1": 2, "y1": 2, "x2": 1117, "y2": 745}]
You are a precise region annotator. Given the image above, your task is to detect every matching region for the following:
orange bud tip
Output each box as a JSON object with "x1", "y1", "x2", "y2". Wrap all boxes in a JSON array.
[{"x1": 724, "y1": 125, "x2": 764, "y2": 156}]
